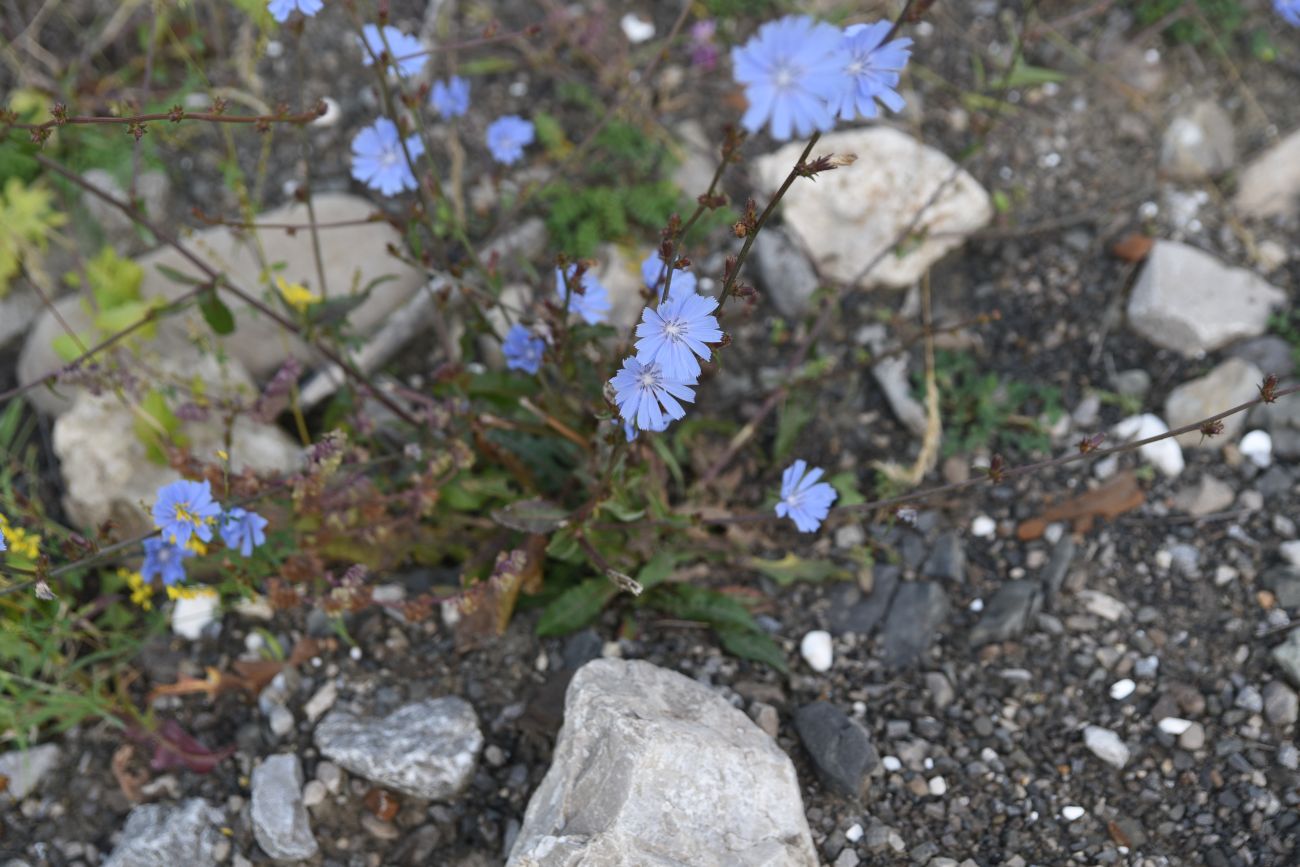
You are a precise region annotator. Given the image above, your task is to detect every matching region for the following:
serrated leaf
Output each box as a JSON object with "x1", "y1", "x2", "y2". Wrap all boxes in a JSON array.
[
  {"x1": 537, "y1": 578, "x2": 617, "y2": 636},
  {"x1": 492, "y1": 498, "x2": 570, "y2": 533},
  {"x1": 745, "y1": 553, "x2": 845, "y2": 586},
  {"x1": 716, "y1": 627, "x2": 788, "y2": 672},
  {"x1": 199, "y1": 291, "x2": 235, "y2": 335}
]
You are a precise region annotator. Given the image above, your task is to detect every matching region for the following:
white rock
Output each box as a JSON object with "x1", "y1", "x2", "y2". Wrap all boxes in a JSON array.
[
  {"x1": 1157, "y1": 716, "x2": 1194, "y2": 735},
  {"x1": 103, "y1": 798, "x2": 226, "y2": 867},
  {"x1": 1240, "y1": 429, "x2": 1273, "y2": 468},
  {"x1": 1234, "y1": 126, "x2": 1300, "y2": 219},
  {"x1": 928, "y1": 776, "x2": 947, "y2": 796},
  {"x1": 1281, "y1": 541, "x2": 1300, "y2": 568},
  {"x1": 251, "y1": 754, "x2": 318, "y2": 861},
  {"x1": 1110, "y1": 679, "x2": 1136, "y2": 701},
  {"x1": 303, "y1": 680, "x2": 339, "y2": 723},
  {"x1": 1165, "y1": 358, "x2": 1263, "y2": 449},
  {"x1": 1127, "y1": 241, "x2": 1287, "y2": 357},
  {"x1": 970, "y1": 515, "x2": 996, "y2": 538},
  {"x1": 845, "y1": 823, "x2": 864, "y2": 843},
  {"x1": 881, "y1": 755, "x2": 903, "y2": 772},
  {"x1": 0, "y1": 743, "x2": 61, "y2": 800},
  {"x1": 268, "y1": 705, "x2": 294, "y2": 736},
  {"x1": 1077, "y1": 589, "x2": 1131, "y2": 622},
  {"x1": 800, "y1": 630, "x2": 834, "y2": 673},
  {"x1": 301, "y1": 779, "x2": 327, "y2": 808},
  {"x1": 753, "y1": 128, "x2": 992, "y2": 289},
  {"x1": 1061, "y1": 805, "x2": 1086, "y2": 822},
  {"x1": 508, "y1": 659, "x2": 818, "y2": 866},
  {"x1": 1160, "y1": 101, "x2": 1235, "y2": 180},
  {"x1": 172, "y1": 590, "x2": 221, "y2": 641},
  {"x1": 1083, "y1": 725, "x2": 1130, "y2": 768},
  {"x1": 1113, "y1": 414, "x2": 1184, "y2": 477},
  {"x1": 619, "y1": 12, "x2": 655, "y2": 43}
]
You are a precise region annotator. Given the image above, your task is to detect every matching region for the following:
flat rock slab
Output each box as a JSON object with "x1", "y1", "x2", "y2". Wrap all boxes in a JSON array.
[
  {"x1": 754, "y1": 127, "x2": 991, "y2": 289},
  {"x1": 102, "y1": 799, "x2": 225, "y2": 867},
  {"x1": 1127, "y1": 241, "x2": 1287, "y2": 357},
  {"x1": 251, "y1": 754, "x2": 318, "y2": 861},
  {"x1": 794, "y1": 701, "x2": 879, "y2": 800},
  {"x1": 880, "y1": 581, "x2": 949, "y2": 668},
  {"x1": 508, "y1": 658, "x2": 818, "y2": 867},
  {"x1": 970, "y1": 580, "x2": 1041, "y2": 646},
  {"x1": 315, "y1": 696, "x2": 482, "y2": 800}
]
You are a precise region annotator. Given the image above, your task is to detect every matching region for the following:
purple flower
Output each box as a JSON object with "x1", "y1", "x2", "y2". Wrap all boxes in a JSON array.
[
  {"x1": 775, "y1": 459, "x2": 838, "y2": 533},
  {"x1": 268, "y1": 0, "x2": 322, "y2": 22},
  {"x1": 431, "y1": 76, "x2": 471, "y2": 118},
  {"x1": 690, "y1": 19, "x2": 719, "y2": 71},
  {"x1": 1277, "y1": 0, "x2": 1300, "y2": 25},
  {"x1": 152, "y1": 480, "x2": 221, "y2": 548},
  {"x1": 731, "y1": 15, "x2": 851, "y2": 141},
  {"x1": 555, "y1": 265, "x2": 611, "y2": 325},
  {"x1": 360, "y1": 24, "x2": 427, "y2": 77},
  {"x1": 486, "y1": 115, "x2": 535, "y2": 165},
  {"x1": 609, "y1": 356, "x2": 695, "y2": 432},
  {"x1": 502, "y1": 324, "x2": 545, "y2": 374},
  {"x1": 220, "y1": 508, "x2": 269, "y2": 557},
  {"x1": 640, "y1": 251, "x2": 698, "y2": 300},
  {"x1": 634, "y1": 291, "x2": 723, "y2": 381},
  {"x1": 351, "y1": 118, "x2": 424, "y2": 196},
  {"x1": 141, "y1": 537, "x2": 195, "y2": 586},
  {"x1": 827, "y1": 21, "x2": 912, "y2": 121}
]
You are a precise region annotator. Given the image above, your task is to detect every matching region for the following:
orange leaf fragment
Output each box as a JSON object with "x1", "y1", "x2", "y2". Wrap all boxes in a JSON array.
[{"x1": 1017, "y1": 471, "x2": 1145, "y2": 541}]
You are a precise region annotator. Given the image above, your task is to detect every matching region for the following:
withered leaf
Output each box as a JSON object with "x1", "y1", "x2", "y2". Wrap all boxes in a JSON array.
[{"x1": 1017, "y1": 471, "x2": 1144, "y2": 540}]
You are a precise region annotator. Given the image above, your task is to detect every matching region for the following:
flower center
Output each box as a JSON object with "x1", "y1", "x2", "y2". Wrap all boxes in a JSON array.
[
  {"x1": 157, "y1": 547, "x2": 172, "y2": 563},
  {"x1": 174, "y1": 505, "x2": 201, "y2": 528},
  {"x1": 662, "y1": 318, "x2": 686, "y2": 341},
  {"x1": 637, "y1": 366, "x2": 661, "y2": 390},
  {"x1": 381, "y1": 149, "x2": 400, "y2": 167},
  {"x1": 773, "y1": 61, "x2": 799, "y2": 90}
]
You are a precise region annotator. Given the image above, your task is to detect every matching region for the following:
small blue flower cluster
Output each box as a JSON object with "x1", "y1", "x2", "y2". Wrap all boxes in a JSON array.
[
  {"x1": 732, "y1": 15, "x2": 912, "y2": 141},
  {"x1": 1278, "y1": 0, "x2": 1300, "y2": 26},
  {"x1": 144, "y1": 480, "x2": 269, "y2": 587}
]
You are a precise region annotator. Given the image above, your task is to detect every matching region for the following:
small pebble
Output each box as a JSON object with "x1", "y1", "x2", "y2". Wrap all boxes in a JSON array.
[
  {"x1": 302, "y1": 780, "x2": 327, "y2": 808},
  {"x1": 1240, "y1": 430, "x2": 1272, "y2": 468},
  {"x1": 845, "y1": 823, "x2": 864, "y2": 843},
  {"x1": 800, "y1": 630, "x2": 834, "y2": 673},
  {"x1": 1178, "y1": 722, "x2": 1206, "y2": 751},
  {"x1": 970, "y1": 515, "x2": 996, "y2": 538},
  {"x1": 1110, "y1": 679, "x2": 1136, "y2": 701},
  {"x1": 268, "y1": 705, "x2": 294, "y2": 737},
  {"x1": 928, "y1": 776, "x2": 947, "y2": 796},
  {"x1": 1061, "y1": 805, "x2": 1086, "y2": 822},
  {"x1": 1157, "y1": 717, "x2": 1193, "y2": 735},
  {"x1": 1280, "y1": 541, "x2": 1300, "y2": 568},
  {"x1": 619, "y1": 13, "x2": 655, "y2": 43},
  {"x1": 882, "y1": 756, "x2": 902, "y2": 772}
]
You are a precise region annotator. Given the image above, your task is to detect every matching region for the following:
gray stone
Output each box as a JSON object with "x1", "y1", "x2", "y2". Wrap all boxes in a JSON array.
[
  {"x1": 1234, "y1": 126, "x2": 1300, "y2": 219},
  {"x1": 1127, "y1": 241, "x2": 1287, "y2": 357},
  {"x1": 251, "y1": 754, "x2": 317, "y2": 861},
  {"x1": 881, "y1": 582, "x2": 949, "y2": 668},
  {"x1": 922, "y1": 532, "x2": 966, "y2": 582},
  {"x1": 1040, "y1": 535, "x2": 1076, "y2": 604},
  {"x1": 1173, "y1": 475, "x2": 1236, "y2": 517},
  {"x1": 925, "y1": 672, "x2": 955, "y2": 711},
  {"x1": 1263, "y1": 682, "x2": 1299, "y2": 727},
  {"x1": 970, "y1": 580, "x2": 1041, "y2": 646},
  {"x1": 1230, "y1": 335, "x2": 1296, "y2": 381},
  {"x1": 752, "y1": 226, "x2": 821, "y2": 318},
  {"x1": 670, "y1": 120, "x2": 718, "y2": 199},
  {"x1": 794, "y1": 702, "x2": 879, "y2": 800},
  {"x1": 1165, "y1": 358, "x2": 1263, "y2": 448},
  {"x1": 81, "y1": 168, "x2": 171, "y2": 253},
  {"x1": 508, "y1": 659, "x2": 817, "y2": 866},
  {"x1": 315, "y1": 696, "x2": 483, "y2": 800},
  {"x1": 1271, "y1": 628, "x2": 1300, "y2": 687},
  {"x1": 103, "y1": 799, "x2": 225, "y2": 867},
  {"x1": 753, "y1": 128, "x2": 991, "y2": 289},
  {"x1": 0, "y1": 743, "x2": 60, "y2": 800},
  {"x1": 1160, "y1": 101, "x2": 1235, "y2": 180},
  {"x1": 1261, "y1": 567, "x2": 1300, "y2": 610},
  {"x1": 1083, "y1": 725, "x2": 1130, "y2": 768},
  {"x1": 0, "y1": 283, "x2": 42, "y2": 352},
  {"x1": 1112, "y1": 369, "x2": 1151, "y2": 400},
  {"x1": 827, "y1": 566, "x2": 899, "y2": 637}
]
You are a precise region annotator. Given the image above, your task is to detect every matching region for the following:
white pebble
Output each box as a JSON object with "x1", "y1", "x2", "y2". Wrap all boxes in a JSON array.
[
  {"x1": 1109, "y1": 678, "x2": 1136, "y2": 701},
  {"x1": 1061, "y1": 805, "x2": 1086, "y2": 822},
  {"x1": 971, "y1": 515, "x2": 997, "y2": 538},
  {"x1": 1044, "y1": 522, "x2": 1065, "y2": 544},
  {"x1": 1240, "y1": 430, "x2": 1273, "y2": 468},
  {"x1": 1113, "y1": 414, "x2": 1184, "y2": 478},
  {"x1": 969, "y1": 598, "x2": 984, "y2": 613},
  {"x1": 800, "y1": 630, "x2": 834, "y2": 673},
  {"x1": 268, "y1": 704, "x2": 294, "y2": 736},
  {"x1": 882, "y1": 755, "x2": 902, "y2": 772},
  {"x1": 619, "y1": 13, "x2": 655, "y2": 43},
  {"x1": 311, "y1": 96, "x2": 341, "y2": 128},
  {"x1": 1279, "y1": 540, "x2": 1300, "y2": 568},
  {"x1": 1083, "y1": 725, "x2": 1130, "y2": 768},
  {"x1": 349, "y1": 646, "x2": 363, "y2": 661},
  {"x1": 172, "y1": 591, "x2": 220, "y2": 641},
  {"x1": 928, "y1": 776, "x2": 948, "y2": 796},
  {"x1": 1157, "y1": 716, "x2": 1193, "y2": 735},
  {"x1": 845, "y1": 823, "x2": 864, "y2": 843},
  {"x1": 301, "y1": 779, "x2": 327, "y2": 808}
]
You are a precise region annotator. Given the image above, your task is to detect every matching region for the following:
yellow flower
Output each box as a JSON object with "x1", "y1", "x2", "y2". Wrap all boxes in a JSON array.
[
  {"x1": 118, "y1": 568, "x2": 153, "y2": 611},
  {"x1": 185, "y1": 537, "x2": 208, "y2": 556},
  {"x1": 276, "y1": 277, "x2": 320, "y2": 312},
  {"x1": 166, "y1": 584, "x2": 216, "y2": 601},
  {"x1": 1, "y1": 521, "x2": 41, "y2": 559}
]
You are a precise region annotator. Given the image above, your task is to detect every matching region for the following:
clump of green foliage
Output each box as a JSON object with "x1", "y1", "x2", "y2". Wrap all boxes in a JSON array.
[{"x1": 920, "y1": 349, "x2": 1063, "y2": 457}]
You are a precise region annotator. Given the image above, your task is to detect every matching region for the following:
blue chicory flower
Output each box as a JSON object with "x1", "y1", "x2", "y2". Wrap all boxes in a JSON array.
[
  {"x1": 634, "y1": 291, "x2": 723, "y2": 382},
  {"x1": 640, "y1": 251, "x2": 698, "y2": 300},
  {"x1": 827, "y1": 21, "x2": 912, "y2": 121},
  {"x1": 360, "y1": 24, "x2": 427, "y2": 77},
  {"x1": 268, "y1": 0, "x2": 322, "y2": 22},
  {"x1": 351, "y1": 118, "x2": 424, "y2": 196},
  {"x1": 220, "y1": 508, "x2": 269, "y2": 558},
  {"x1": 731, "y1": 15, "x2": 851, "y2": 140},
  {"x1": 555, "y1": 265, "x2": 611, "y2": 325},
  {"x1": 486, "y1": 115, "x2": 535, "y2": 165},
  {"x1": 141, "y1": 537, "x2": 196, "y2": 586},
  {"x1": 609, "y1": 356, "x2": 696, "y2": 432},
  {"x1": 0, "y1": 516, "x2": 6, "y2": 552},
  {"x1": 502, "y1": 324, "x2": 545, "y2": 374},
  {"x1": 1277, "y1": 0, "x2": 1300, "y2": 25},
  {"x1": 152, "y1": 479, "x2": 222, "y2": 548},
  {"x1": 775, "y1": 459, "x2": 838, "y2": 533},
  {"x1": 431, "y1": 76, "x2": 471, "y2": 118}
]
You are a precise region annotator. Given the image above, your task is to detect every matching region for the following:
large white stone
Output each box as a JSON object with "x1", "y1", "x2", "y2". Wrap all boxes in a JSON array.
[
  {"x1": 103, "y1": 799, "x2": 226, "y2": 867},
  {"x1": 508, "y1": 659, "x2": 818, "y2": 867},
  {"x1": 1164, "y1": 358, "x2": 1263, "y2": 449},
  {"x1": 1127, "y1": 241, "x2": 1287, "y2": 357},
  {"x1": 1234, "y1": 127, "x2": 1300, "y2": 220},
  {"x1": 753, "y1": 127, "x2": 991, "y2": 289}
]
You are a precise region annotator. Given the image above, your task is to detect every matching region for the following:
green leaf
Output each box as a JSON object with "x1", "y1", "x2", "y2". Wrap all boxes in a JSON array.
[
  {"x1": 635, "y1": 552, "x2": 681, "y2": 592},
  {"x1": 1003, "y1": 58, "x2": 1066, "y2": 89},
  {"x1": 774, "y1": 397, "x2": 814, "y2": 463},
  {"x1": 491, "y1": 498, "x2": 570, "y2": 533},
  {"x1": 537, "y1": 578, "x2": 617, "y2": 636},
  {"x1": 199, "y1": 291, "x2": 235, "y2": 335},
  {"x1": 92, "y1": 298, "x2": 160, "y2": 342},
  {"x1": 153, "y1": 263, "x2": 206, "y2": 287},
  {"x1": 649, "y1": 584, "x2": 756, "y2": 634},
  {"x1": 745, "y1": 553, "x2": 845, "y2": 586},
  {"x1": 307, "y1": 292, "x2": 370, "y2": 328},
  {"x1": 545, "y1": 528, "x2": 584, "y2": 564},
  {"x1": 828, "y1": 471, "x2": 865, "y2": 507},
  {"x1": 52, "y1": 332, "x2": 92, "y2": 363},
  {"x1": 716, "y1": 627, "x2": 788, "y2": 673}
]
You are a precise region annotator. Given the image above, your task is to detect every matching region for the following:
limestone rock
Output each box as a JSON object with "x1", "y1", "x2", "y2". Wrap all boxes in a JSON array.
[
  {"x1": 315, "y1": 696, "x2": 482, "y2": 800},
  {"x1": 753, "y1": 128, "x2": 991, "y2": 289},
  {"x1": 103, "y1": 799, "x2": 225, "y2": 867},
  {"x1": 1160, "y1": 101, "x2": 1235, "y2": 180},
  {"x1": 1164, "y1": 358, "x2": 1263, "y2": 448},
  {"x1": 1127, "y1": 241, "x2": 1287, "y2": 356},
  {"x1": 0, "y1": 744, "x2": 60, "y2": 800},
  {"x1": 1112, "y1": 414, "x2": 1184, "y2": 478},
  {"x1": 752, "y1": 226, "x2": 821, "y2": 318},
  {"x1": 508, "y1": 659, "x2": 818, "y2": 866},
  {"x1": 251, "y1": 754, "x2": 318, "y2": 861},
  {"x1": 1234, "y1": 127, "x2": 1300, "y2": 220}
]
